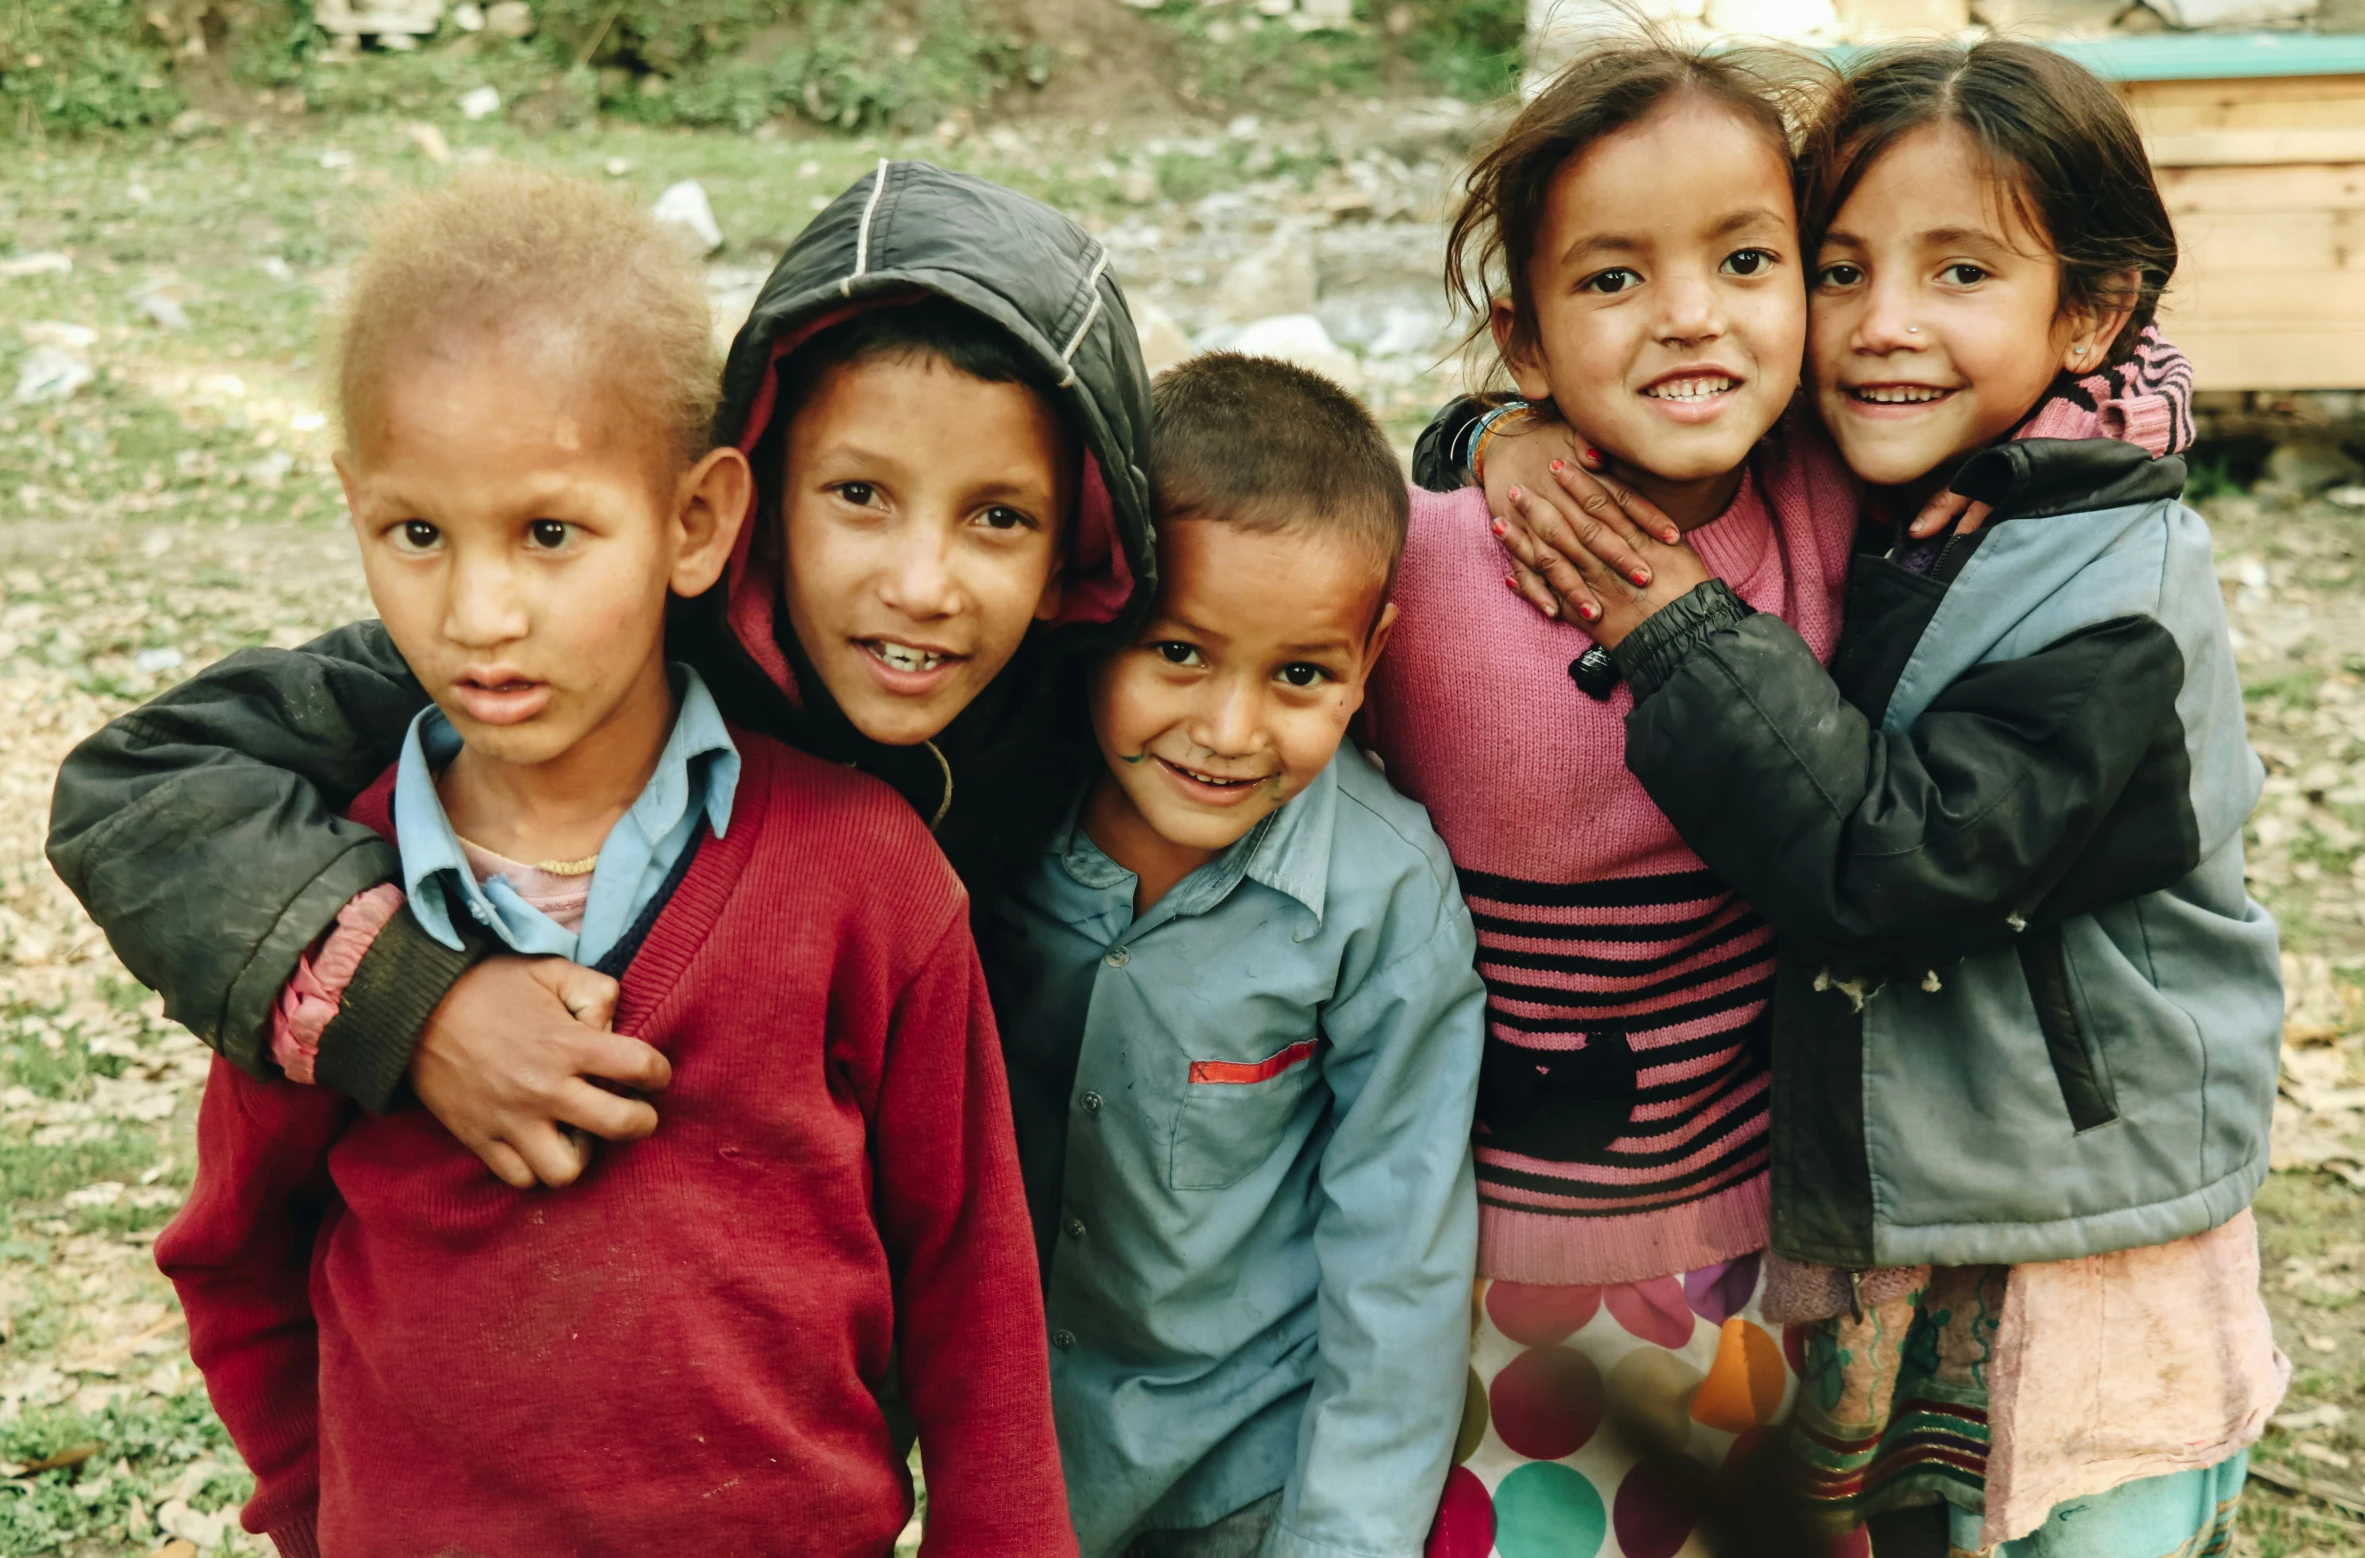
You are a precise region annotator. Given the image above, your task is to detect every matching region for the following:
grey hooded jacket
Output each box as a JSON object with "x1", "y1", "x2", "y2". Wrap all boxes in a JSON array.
[
  {"x1": 47, "y1": 161, "x2": 1157, "y2": 1112},
  {"x1": 1614, "y1": 439, "x2": 2282, "y2": 1269}
]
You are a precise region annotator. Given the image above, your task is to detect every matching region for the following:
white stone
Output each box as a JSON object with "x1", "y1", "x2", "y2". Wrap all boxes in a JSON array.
[
  {"x1": 13, "y1": 347, "x2": 92, "y2": 405},
  {"x1": 652, "y1": 180, "x2": 724, "y2": 257},
  {"x1": 313, "y1": 0, "x2": 443, "y2": 35},
  {"x1": 458, "y1": 85, "x2": 502, "y2": 120},
  {"x1": 485, "y1": 1, "x2": 534, "y2": 37},
  {"x1": 1215, "y1": 229, "x2": 1316, "y2": 322},
  {"x1": 1118, "y1": 165, "x2": 1160, "y2": 204},
  {"x1": 0, "y1": 252, "x2": 72, "y2": 280},
  {"x1": 452, "y1": 1, "x2": 484, "y2": 28},
  {"x1": 1228, "y1": 314, "x2": 1364, "y2": 391},
  {"x1": 1301, "y1": 0, "x2": 1355, "y2": 21},
  {"x1": 1135, "y1": 302, "x2": 1195, "y2": 375},
  {"x1": 22, "y1": 321, "x2": 97, "y2": 350}
]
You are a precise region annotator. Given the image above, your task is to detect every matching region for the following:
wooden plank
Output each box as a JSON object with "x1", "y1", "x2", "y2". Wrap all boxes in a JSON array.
[
  {"x1": 2175, "y1": 208, "x2": 2365, "y2": 274},
  {"x1": 2159, "y1": 269, "x2": 2365, "y2": 326},
  {"x1": 2147, "y1": 127, "x2": 2365, "y2": 167},
  {"x1": 2164, "y1": 328, "x2": 2365, "y2": 390},
  {"x1": 2045, "y1": 32, "x2": 2365, "y2": 80},
  {"x1": 2156, "y1": 162, "x2": 2365, "y2": 216},
  {"x1": 2122, "y1": 75, "x2": 2365, "y2": 136}
]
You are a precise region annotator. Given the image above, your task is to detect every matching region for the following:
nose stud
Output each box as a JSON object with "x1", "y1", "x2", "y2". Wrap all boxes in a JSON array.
[{"x1": 1907, "y1": 326, "x2": 1920, "y2": 335}]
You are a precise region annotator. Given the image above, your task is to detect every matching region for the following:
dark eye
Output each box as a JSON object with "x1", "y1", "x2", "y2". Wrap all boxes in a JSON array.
[
  {"x1": 527, "y1": 520, "x2": 570, "y2": 550},
  {"x1": 1278, "y1": 663, "x2": 1328, "y2": 688},
  {"x1": 835, "y1": 481, "x2": 876, "y2": 507},
  {"x1": 1940, "y1": 263, "x2": 1988, "y2": 286},
  {"x1": 1582, "y1": 267, "x2": 1642, "y2": 296},
  {"x1": 395, "y1": 520, "x2": 440, "y2": 551},
  {"x1": 1722, "y1": 248, "x2": 1775, "y2": 277},
  {"x1": 1153, "y1": 641, "x2": 1203, "y2": 668},
  {"x1": 979, "y1": 505, "x2": 1034, "y2": 532},
  {"x1": 1816, "y1": 262, "x2": 1864, "y2": 289}
]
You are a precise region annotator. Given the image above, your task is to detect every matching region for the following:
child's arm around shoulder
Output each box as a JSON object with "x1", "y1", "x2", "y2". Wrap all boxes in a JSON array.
[
  {"x1": 154, "y1": 1059, "x2": 353, "y2": 1558},
  {"x1": 1616, "y1": 562, "x2": 2201, "y2": 980},
  {"x1": 815, "y1": 777, "x2": 1075, "y2": 1557},
  {"x1": 1276, "y1": 775, "x2": 1485, "y2": 1557}
]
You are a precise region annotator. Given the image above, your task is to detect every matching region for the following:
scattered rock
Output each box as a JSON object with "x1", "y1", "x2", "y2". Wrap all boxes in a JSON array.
[
  {"x1": 2261, "y1": 440, "x2": 2365, "y2": 499},
  {"x1": 135, "y1": 648, "x2": 185, "y2": 675},
  {"x1": 1215, "y1": 229, "x2": 1317, "y2": 321},
  {"x1": 399, "y1": 121, "x2": 451, "y2": 164},
  {"x1": 319, "y1": 148, "x2": 356, "y2": 171},
  {"x1": 0, "y1": 253, "x2": 72, "y2": 280},
  {"x1": 604, "y1": 157, "x2": 632, "y2": 177},
  {"x1": 1135, "y1": 302, "x2": 1195, "y2": 376},
  {"x1": 1118, "y1": 164, "x2": 1160, "y2": 205},
  {"x1": 312, "y1": 0, "x2": 446, "y2": 36},
  {"x1": 1300, "y1": 0, "x2": 1355, "y2": 22},
  {"x1": 165, "y1": 109, "x2": 216, "y2": 141},
  {"x1": 22, "y1": 321, "x2": 98, "y2": 351},
  {"x1": 452, "y1": 1, "x2": 484, "y2": 29},
  {"x1": 130, "y1": 282, "x2": 192, "y2": 333},
  {"x1": 1227, "y1": 313, "x2": 1363, "y2": 391},
  {"x1": 13, "y1": 347, "x2": 93, "y2": 406},
  {"x1": 458, "y1": 85, "x2": 503, "y2": 121},
  {"x1": 652, "y1": 181, "x2": 724, "y2": 257},
  {"x1": 484, "y1": 0, "x2": 534, "y2": 37},
  {"x1": 2147, "y1": 0, "x2": 2314, "y2": 23},
  {"x1": 2273, "y1": 1403, "x2": 2350, "y2": 1433}
]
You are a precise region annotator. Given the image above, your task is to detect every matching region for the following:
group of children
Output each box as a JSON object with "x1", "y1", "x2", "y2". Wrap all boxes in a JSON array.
[{"x1": 44, "y1": 28, "x2": 2287, "y2": 1558}]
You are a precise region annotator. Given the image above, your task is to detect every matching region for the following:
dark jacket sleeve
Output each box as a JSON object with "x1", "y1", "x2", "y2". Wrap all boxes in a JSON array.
[
  {"x1": 45, "y1": 621, "x2": 440, "y2": 1087},
  {"x1": 1410, "y1": 395, "x2": 1492, "y2": 492},
  {"x1": 1620, "y1": 584, "x2": 2201, "y2": 979}
]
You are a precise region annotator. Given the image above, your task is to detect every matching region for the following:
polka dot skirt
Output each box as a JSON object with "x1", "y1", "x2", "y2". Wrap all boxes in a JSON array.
[{"x1": 1424, "y1": 1253, "x2": 1871, "y2": 1558}]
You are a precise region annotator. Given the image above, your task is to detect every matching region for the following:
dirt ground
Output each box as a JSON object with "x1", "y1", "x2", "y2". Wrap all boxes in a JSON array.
[{"x1": 3, "y1": 102, "x2": 2365, "y2": 1556}]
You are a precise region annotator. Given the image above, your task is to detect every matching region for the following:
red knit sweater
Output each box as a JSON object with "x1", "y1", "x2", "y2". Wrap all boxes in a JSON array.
[{"x1": 157, "y1": 733, "x2": 1073, "y2": 1558}]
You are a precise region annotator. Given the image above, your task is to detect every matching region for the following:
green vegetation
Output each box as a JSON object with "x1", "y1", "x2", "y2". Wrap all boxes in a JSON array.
[{"x1": 0, "y1": 1390, "x2": 247, "y2": 1556}]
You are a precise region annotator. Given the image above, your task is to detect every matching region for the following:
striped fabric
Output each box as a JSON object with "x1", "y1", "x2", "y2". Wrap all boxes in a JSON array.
[
  {"x1": 2020, "y1": 324, "x2": 2193, "y2": 457},
  {"x1": 1366, "y1": 408, "x2": 1858, "y2": 1287}
]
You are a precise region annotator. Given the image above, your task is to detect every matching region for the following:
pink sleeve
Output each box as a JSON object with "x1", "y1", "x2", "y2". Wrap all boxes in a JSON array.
[
  {"x1": 269, "y1": 885, "x2": 406, "y2": 1084},
  {"x1": 2018, "y1": 324, "x2": 2194, "y2": 458}
]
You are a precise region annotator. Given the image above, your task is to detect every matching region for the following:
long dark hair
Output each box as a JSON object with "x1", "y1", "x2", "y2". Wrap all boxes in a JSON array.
[
  {"x1": 1800, "y1": 40, "x2": 2177, "y2": 363},
  {"x1": 1446, "y1": 34, "x2": 1822, "y2": 370}
]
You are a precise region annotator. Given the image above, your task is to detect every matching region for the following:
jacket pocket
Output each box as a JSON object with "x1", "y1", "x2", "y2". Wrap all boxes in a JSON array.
[
  {"x1": 2017, "y1": 930, "x2": 2119, "y2": 1132},
  {"x1": 1170, "y1": 1038, "x2": 1320, "y2": 1191}
]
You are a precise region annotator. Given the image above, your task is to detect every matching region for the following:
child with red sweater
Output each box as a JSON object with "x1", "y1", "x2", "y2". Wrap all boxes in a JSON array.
[{"x1": 155, "y1": 169, "x2": 1069, "y2": 1558}]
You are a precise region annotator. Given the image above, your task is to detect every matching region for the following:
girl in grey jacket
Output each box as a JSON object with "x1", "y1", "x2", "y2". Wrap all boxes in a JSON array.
[{"x1": 1489, "y1": 40, "x2": 2284, "y2": 1558}]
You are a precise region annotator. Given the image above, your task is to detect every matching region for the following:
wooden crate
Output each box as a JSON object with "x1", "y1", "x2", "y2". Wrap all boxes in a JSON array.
[{"x1": 2070, "y1": 42, "x2": 2365, "y2": 390}]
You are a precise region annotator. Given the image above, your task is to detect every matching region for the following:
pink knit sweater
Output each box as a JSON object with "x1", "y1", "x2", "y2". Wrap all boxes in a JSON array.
[{"x1": 1365, "y1": 407, "x2": 1857, "y2": 1285}]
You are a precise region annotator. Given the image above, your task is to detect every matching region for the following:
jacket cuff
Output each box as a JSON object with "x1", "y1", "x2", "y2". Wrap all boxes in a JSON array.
[
  {"x1": 268, "y1": 1513, "x2": 323, "y2": 1558},
  {"x1": 313, "y1": 900, "x2": 491, "y2": 1115},
  {"x1": 1612, "y1": 579, "x2": 1754, "y2": 701}
]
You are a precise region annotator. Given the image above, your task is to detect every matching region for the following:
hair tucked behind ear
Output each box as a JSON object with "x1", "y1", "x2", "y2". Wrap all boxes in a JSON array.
[
  {"x1": 1447, "y1": 31, "x2": 1824, "y2": 382},
  {"x1": 1800, "y1": 40, "x2": 2176, "y2": 364}
]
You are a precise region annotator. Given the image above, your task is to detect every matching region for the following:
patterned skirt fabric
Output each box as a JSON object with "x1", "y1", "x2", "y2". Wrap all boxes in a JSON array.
[
  {"x1": 1424, "y1": 1252, "x2": 1861, "y2": 1558},
  {"x1": 1950, "y1": 1451, "x2": 2246, "y2": 1558}
]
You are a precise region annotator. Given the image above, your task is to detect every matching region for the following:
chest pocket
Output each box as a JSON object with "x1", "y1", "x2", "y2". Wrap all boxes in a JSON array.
[{"x1": 1170, "y1": 1036, "x2": 1323, "y2": 1191}]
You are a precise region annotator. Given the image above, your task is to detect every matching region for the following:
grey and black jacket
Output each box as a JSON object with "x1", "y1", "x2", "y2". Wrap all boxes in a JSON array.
[
  {"x1": 46, "y1": 162, "x2": 1157, "y2": 1112},
  {"x1": 1615, "y1": 438, "x2": 2282, "y2": 1269}
]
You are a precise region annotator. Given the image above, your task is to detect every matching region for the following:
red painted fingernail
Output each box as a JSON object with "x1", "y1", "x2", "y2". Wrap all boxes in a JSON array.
[
  {"x1": 1491, "y1": 518, "x2": 1507, "y2": 537},
  {"x1": 1508, "y1": 485, "x2": 1523, "y2": 502},
  {"x1": 1585, "y1": 447, "x2": 1602, "y2": 463},
  {"x1": 1550, "y1": 459, "x2": 1564, "y2": 472},
  {"x1": 1632, "y1": 569, "x2": 1650, "y2": 587},
  {"x1": 1504, "y1": 574, "x2": 1520, "y2": 591},
  {"x1": 1580, "y1": 602, "x2": 1599, "y2": 621}
]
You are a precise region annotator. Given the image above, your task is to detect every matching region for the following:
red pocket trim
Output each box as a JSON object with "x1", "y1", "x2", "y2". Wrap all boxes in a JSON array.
[{"x1": 1188, "y1": 1039, "x2": 1317, "y2": 1086}]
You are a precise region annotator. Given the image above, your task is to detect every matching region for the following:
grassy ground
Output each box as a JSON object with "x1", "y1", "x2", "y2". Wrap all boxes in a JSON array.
[{"x1": 3, "y1": 113, "x2": 2364, "y2": 1555}]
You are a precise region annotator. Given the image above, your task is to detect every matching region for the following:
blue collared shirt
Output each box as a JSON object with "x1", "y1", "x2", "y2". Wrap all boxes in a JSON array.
[
  {"x1": 395, "y1": 665, "x2": 740, "y2": 969},
  {"x1": 981, "y1": 747, "x2": 1485, "y2": 1558}
]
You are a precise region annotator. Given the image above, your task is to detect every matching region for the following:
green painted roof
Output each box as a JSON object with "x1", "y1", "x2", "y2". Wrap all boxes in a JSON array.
[{"x1": 1825, "y1": 31, "x2": 2365, "y2": 78}]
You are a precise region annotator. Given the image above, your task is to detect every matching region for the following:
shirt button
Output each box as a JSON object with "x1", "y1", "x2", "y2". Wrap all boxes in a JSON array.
[
  {"x1": 1052, "y1": 1328, "x2": 1076, "y2": 1350},
  {"x1": 1081, "y1": 1091, "x2": 1103, "y2": 1114},
  {"x1": 1065, "y1": 1216, "x2": 1087, "y2": 1239},
  {"x1": 1104, "y1": 946, "x2": 1129, "y2": 968}
]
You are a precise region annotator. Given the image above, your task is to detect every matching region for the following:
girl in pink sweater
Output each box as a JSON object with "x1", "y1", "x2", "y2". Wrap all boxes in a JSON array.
[{"x1": 1361, "y1": 40, "x2": 1861, "y2": 1557}]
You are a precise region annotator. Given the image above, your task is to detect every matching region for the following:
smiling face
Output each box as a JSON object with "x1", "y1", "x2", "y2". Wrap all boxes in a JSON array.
[
  {"x1": 339, "y1": 321, "x2": 746, "y2": 776},
  {"x1": 1811, "y1": 122, "x2": 2123, "y2": 493},
  {"x1": 779, "y1": 352, "x2": 1072, "y2": 748},
  {"x1": 1498, "y1": 91, "x2": 1805, "y2": 523},
  {"x1": 1085, "y1": 519, "x2": 1395, "y2": 882}
]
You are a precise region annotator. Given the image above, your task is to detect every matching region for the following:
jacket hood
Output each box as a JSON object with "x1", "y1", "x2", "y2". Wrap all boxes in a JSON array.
[{"x1": 706, "y1": 158, "x2": 1157, "y2": 702}]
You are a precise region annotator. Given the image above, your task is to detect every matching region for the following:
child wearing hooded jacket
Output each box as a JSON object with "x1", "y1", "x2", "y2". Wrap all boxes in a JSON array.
[
  {"x1": 48, "y1": 159, "x2": 1157, "y2": 1190},
  {"x1": 157, "y1": 169, "x2": 1072, "y2": 1558}
]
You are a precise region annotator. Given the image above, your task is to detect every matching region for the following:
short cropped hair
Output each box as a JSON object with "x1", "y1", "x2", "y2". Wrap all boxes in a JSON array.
[
  {"x1": 1148, "y1": 353, "x2": 1408, "y2": 592},
  {"x1": 335, "y1": 166, "x2": 719, "y2": 471}
]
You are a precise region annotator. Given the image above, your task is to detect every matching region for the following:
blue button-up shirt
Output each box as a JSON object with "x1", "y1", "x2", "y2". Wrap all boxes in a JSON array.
[
  {"x1": 395, "y1": 665, "x2": 739, "y2": 969},
  {"x1": 982, "y1": 747, "x2": 1485, "y2": 1558}
]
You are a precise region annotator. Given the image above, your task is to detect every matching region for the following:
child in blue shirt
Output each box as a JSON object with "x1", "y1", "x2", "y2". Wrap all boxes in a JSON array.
[{"x1": 982, "y1": 353, "x2": 1486, "y2": 1558}]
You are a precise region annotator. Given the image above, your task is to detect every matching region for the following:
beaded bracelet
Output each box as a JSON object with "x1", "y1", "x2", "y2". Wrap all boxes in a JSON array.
[{"x1": 1466, "y1": 399, "x2": 1534, "y2": 486}]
